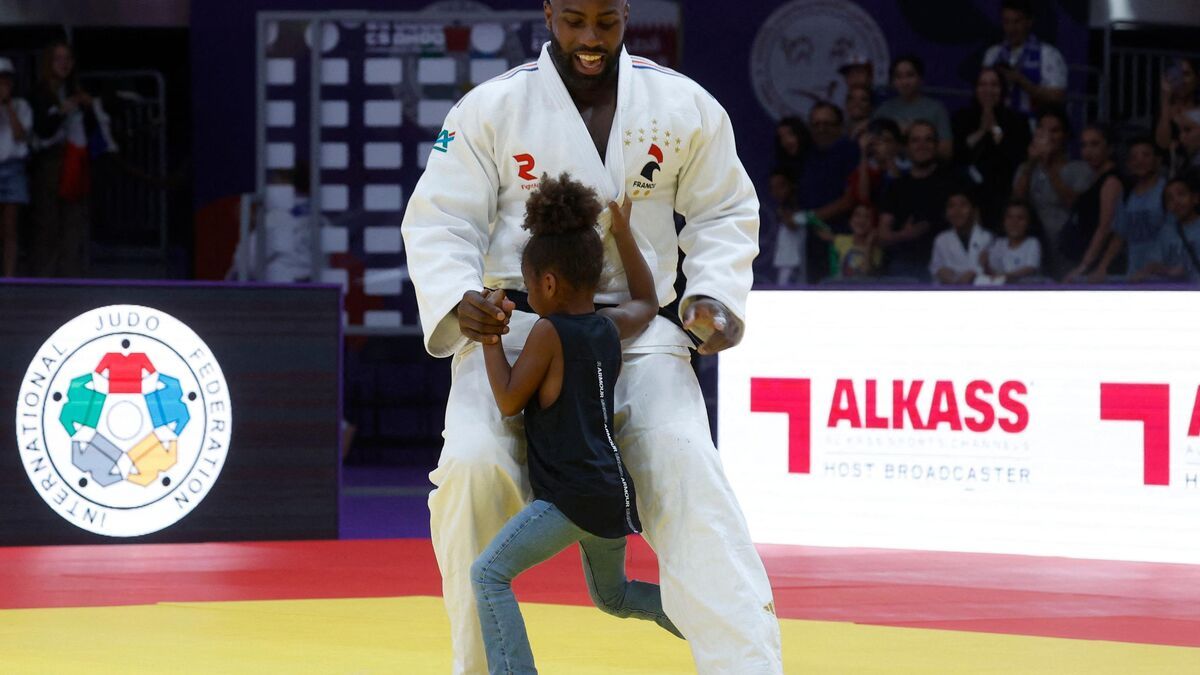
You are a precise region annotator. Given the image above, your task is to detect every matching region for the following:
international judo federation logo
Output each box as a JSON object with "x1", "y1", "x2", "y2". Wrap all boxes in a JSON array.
[
  {"x1": 750, "y1": 0, "x2": 889, "y2": 119},
  {"x1": 15, "y1": 305, "x2": 232, "y2": 537}
]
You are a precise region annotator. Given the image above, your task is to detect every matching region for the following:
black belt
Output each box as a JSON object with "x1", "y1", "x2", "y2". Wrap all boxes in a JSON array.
[{"x1": 499, "y1": 289, "x2": 701, "y2": 347}]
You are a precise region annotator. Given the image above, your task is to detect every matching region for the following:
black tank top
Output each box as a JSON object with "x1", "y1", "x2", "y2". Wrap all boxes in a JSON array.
[
  {"x1": 1061, "y1": 168, "x2": 1119, "y2": 260},
  {"x1": 524, "y1": 313, "x2": 641, "y2": 539}
]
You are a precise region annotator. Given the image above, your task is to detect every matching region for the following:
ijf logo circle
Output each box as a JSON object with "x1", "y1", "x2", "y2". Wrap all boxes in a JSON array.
[
  {"x1": 14, "y1": 305, "x2": 232, "y2": 537},
  {"x1": 750, "y1": 0, "x2": 889, "y2": 120}
]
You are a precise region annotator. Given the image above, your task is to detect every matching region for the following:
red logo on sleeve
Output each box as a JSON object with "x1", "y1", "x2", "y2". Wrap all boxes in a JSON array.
[{"x1": 513, "y1": 154, "x2": 537, "y2": 181}]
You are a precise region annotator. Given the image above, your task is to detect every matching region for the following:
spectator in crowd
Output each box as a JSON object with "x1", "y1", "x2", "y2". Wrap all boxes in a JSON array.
[
  {"x1": 763, "y1": 169, "x2": 806, "y2": 286},
  {"x1": 874, "y1": 55, "x2": 953, "y2": 160},
  {"x1": 821, "y1": 202, "x2": 881, "y2": 279},
  {"x1": 930, "y1": 186, "x2": 994, "y2": 285},
  {"x1": 983, "y1": 199, "x2": 1042, "y2": 283},
  {"x1": 982, "y1": 0, "x2": 1067, "y2": 121},
  {"x1": 1166, "y1": 108, "x2": 1200, "y2": 180},
  {"x1": 839, "y1": 56, "x2": 884, "y2": 104},
  {"x1": 878, "y1": 120, "x2": 956, "y2": 279},
  {"x1": 844, "y1": 85, "x2": 874, "y2": 141},
  {"x1": 228, "y1": 166, "x2": 315, "y2": 283},
  {"x1": 30, "y1": 40, "x2": 92, "y2": 278},
  {"x1": 952, "y1": 66, "x2": 1031, "y2": 229},
  {"x1": 774, "y1": 116, "x2": 810, "y2": 183},
  {"x1": 1011, "y1": 108, "x2": 1092, "y2": 277},
  {"x1": 1062, "y1": 124, "x2": 1123, "y2": 282},
  {"x1": 849, "y1": 117, "x2": 904, "y2": 210},
  {"x1": 1093, "y1": 137, "x2": 1168, "y2": 280},
  {"x1": 0, "y1": 57, "x2": 32, "y2": 277},
  {"x1": 1129, "y1": 174, "x2": 1200, "y2": 283},
  {"x1": 795, "y1": 101, "x2": 859, "y2": 279},
  {"x1": 1155, "y1": 58, "x2": 1199, "y2": 153}
]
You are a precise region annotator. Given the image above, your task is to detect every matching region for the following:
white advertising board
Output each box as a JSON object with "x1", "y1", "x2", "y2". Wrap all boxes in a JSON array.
[{"x1": 718, "y1": 290, "x2": 1200, "y2": 563}]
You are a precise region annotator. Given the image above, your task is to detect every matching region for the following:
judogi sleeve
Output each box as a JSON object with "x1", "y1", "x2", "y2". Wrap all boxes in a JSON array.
[
  {"x1": 673, "y1": 95, "x2": 760, "y2": 326},
  {"x1": 401, "y1": 97, "x2": 500, "y2": 358}
]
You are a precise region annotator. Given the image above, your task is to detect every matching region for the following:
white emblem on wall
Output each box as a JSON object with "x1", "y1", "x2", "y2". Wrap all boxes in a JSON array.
[
  {"x1": 750, "y1": 0, "x2": 890, "y2": 120},
  {"x1": 15, "y1": 305, "x2": 232, "y2": 538}
]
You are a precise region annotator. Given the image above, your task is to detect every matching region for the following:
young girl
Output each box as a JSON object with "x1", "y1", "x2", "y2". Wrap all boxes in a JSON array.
[
  {"x1": 472, "y1": 173, "x2": 682, "y2": 675},
  {"x1": 823, "y1": 202, "x2": 881, "y2": 279},
  {"x1": 983, "y1": 199, "x2": 1043, "y2": 283}
]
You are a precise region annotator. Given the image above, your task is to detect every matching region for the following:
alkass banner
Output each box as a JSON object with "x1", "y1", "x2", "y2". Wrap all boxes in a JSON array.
[{"x1": 718, "y1": 291, "x2": 1200, "y2": 564}]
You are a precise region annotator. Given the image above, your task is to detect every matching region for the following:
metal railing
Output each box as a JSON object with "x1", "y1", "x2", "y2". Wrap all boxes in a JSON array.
[
  {"x1": 78, "y1": 69, "x2": 168, "y2": 261},
  {"x1": 1106, "y1": 47, "x2": 1200, "y2": 129}
]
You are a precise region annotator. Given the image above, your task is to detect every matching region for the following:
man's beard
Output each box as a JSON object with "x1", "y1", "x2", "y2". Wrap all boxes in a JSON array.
[{"x1": 548, "y1": 34, "x2": 622, "y2": 93}]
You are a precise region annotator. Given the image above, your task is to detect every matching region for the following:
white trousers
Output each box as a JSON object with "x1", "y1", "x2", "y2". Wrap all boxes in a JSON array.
[{"x1": 429, "y1": 344, "x2": 784, "y2": 674}]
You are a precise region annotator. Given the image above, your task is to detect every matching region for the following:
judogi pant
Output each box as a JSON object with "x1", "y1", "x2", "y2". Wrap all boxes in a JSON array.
[{"x1": 429, "y1": 320, "x2": 784, "y2": 674}]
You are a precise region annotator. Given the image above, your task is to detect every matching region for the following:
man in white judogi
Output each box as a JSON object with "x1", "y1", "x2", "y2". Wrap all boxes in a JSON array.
[{"x1": 401, "y1": 2, "x2": 783, "y2": 672}]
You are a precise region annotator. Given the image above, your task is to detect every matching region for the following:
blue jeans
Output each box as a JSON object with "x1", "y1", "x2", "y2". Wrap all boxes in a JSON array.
[{"x1": 470, "y1": 499, "x2": 682, "y2": 674}]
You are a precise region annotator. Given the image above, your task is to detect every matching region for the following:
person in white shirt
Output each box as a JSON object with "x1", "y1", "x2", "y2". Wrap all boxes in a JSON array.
[
  {"x1": 982, "y1": 0, "x2": 1067, "y2": 121},
  {"x1": 228, "y1": 168, "x2": 316, "y2": 283},
  {"x1": 0, "y1": 57, "x2": 32, "y2": 277},
  {"x1": 930, "y1": 186, "x2": 994, "y2": 284},
  {"x1": 983, "y1": 199, "x2": 1042, "y2": 282}
]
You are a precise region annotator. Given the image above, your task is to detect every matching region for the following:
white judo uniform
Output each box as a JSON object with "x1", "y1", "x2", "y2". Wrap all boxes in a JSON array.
[{"x1": 401, "y1": 44, "x2": 783, "y2": 674}]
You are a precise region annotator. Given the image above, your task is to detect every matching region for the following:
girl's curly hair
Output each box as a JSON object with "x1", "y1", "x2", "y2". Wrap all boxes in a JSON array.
[{"x1": 521, "y1": 172, "x2": 604, "y2": 290}]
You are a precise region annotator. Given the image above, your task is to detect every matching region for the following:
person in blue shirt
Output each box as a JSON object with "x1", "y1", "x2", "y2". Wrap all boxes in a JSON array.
[
  {"x1": 1095, "y1": 137, "x2": 1168, "y2": 279},
  {"x1": 472, "y1": 173, "x2": 682, "y2": 675},
  {"x1": 1130, "y1": 175, "x2": 1200, "y2": 282}
]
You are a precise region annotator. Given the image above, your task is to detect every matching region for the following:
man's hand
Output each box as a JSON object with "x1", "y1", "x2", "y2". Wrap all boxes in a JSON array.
[
  {"x1": 456, "y1": 289, "x2": 515, "y2": 345},
  {"x1": 683, "y1": 297, "x2": 743, "y2": 356}
]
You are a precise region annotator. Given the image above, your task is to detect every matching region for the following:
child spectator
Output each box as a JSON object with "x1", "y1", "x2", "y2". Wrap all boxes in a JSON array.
[
  {"x1": 1093, "y1": 137, "x2": 1168, "y2": 280},
  {"x1": 874, "y1": 55, "x2": 953, "y2": 160},
  {"x1": 0, "y1": 57, "x2": 31, "y2": 277},
  {"x1": 930, "y1": 186, "x2": 995, "y2": 285},
  {"x1": 983, "y1": 199, "x2": 1042, "y2": 283},
  {"x1": 849, "y1": 117, "x2": 904, "y2": 209},
  {"x1": 766, "y1": 169, "x2": 806, "y2": 286},
  {"x1": 821, "y1": 202, "x2": 881, "y2": 279},
  {"x1": 1129, "y1": 175, "x2": 1200, "y2": 283},
  {"x1": 471, "y1": 174, "x2": 681, "y2": 674}
]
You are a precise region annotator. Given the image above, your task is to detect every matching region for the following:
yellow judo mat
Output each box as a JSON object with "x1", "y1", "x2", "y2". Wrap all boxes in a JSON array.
[{"x1": 1, "y1": 596, "x2": 1197, "y2": 674}]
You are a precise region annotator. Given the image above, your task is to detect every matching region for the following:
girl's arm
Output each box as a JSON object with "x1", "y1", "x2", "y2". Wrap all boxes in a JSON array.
[
  {"x1": 482, "y1": 292, "x2": 560, "y2": 417},
  {"x1": 598, "y1": 197, "x2": 658, "y2": 340}
]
